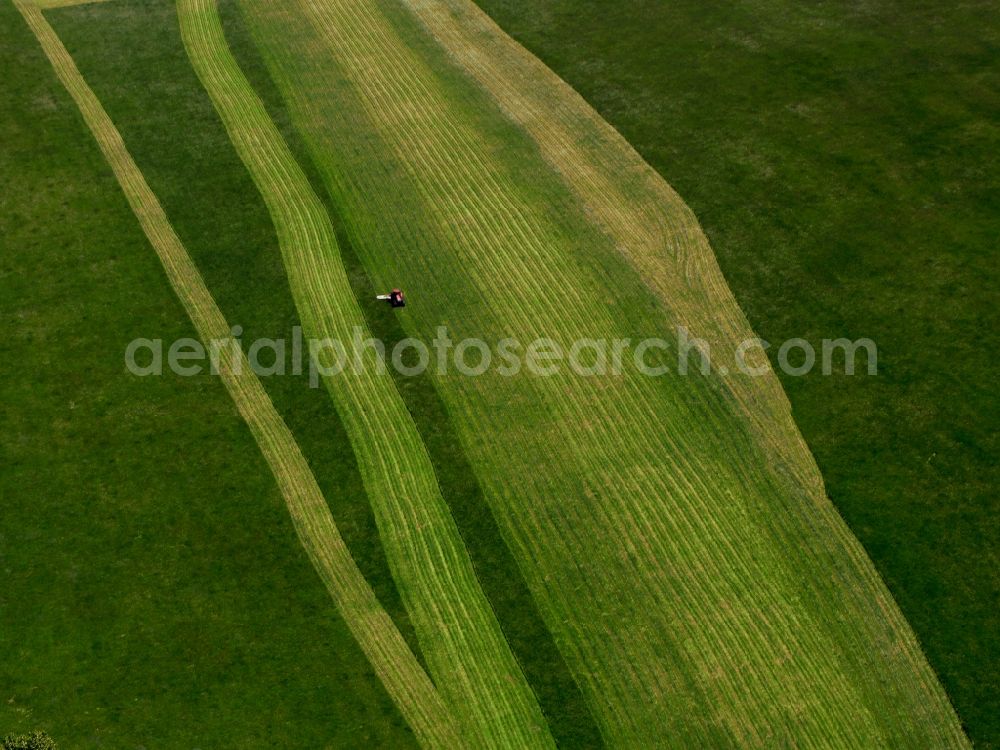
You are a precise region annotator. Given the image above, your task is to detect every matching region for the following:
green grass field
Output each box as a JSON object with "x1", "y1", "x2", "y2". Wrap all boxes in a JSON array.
[{"x1": 1, "y1": 0, "x2": 991, "y2": 746}]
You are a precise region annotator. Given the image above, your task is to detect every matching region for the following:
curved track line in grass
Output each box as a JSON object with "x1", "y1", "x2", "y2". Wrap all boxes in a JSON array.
[
  {"x1": 176, "y1": 1, "x2": 553, "y2": 746},
  {"x1": 10, "y1": 2, "x2": 460, "y2": 745},
  {"x1": 236, "y1": 0, "x2": 969, "y2": 746}
]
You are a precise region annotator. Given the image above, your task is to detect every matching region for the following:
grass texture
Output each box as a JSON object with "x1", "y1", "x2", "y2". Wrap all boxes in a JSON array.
[
  {"x1": 1, "y1": 0, "x2": 421, "y2": 744},
  {"x1": 234, "y1": 0, "x2": 969, "y2": 745},
  {"x1": 5, "y1": 0, "x2": 982, "y2": 745},
  {"x1": 9, "y1": 1, "x2": 460, "y2": 745},
  {"x1": 176, "y1": 0, "x2": 553, "y2": 744},
  {"x1": 466, "y1": 1, "x2": 1000, "y2": 745}
]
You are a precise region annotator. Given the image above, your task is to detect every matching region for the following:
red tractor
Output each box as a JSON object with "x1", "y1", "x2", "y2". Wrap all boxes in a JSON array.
[{"x1": 376, "y1": 288, "x2": 406, "y2": 308}]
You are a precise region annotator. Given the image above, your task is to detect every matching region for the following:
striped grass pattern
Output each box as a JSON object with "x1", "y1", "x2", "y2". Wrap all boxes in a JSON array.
[
  {"x1": 397, "y1": 0, "x2": 819, "y2": 501},
  {"x1": 392, "y1": 0, "x2": 972, "y2": 745},
  {"x1": 236, "y1": 0, "x2": 969, "y2": 745},
  {"x1": 10, "y1": 2, "x2": 461, "y2": 746},
  {"x1": 175, "y1": 0, "x2": 553, "y2": 746}
]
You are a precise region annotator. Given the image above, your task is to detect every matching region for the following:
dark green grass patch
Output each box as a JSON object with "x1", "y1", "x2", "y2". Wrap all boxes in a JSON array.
[
  {"x1": 471, "y1": 0, "x2": 1000, "y2": 745},
  {"x1": 1, "y1": 1, "x2": 415, "y2": 746}
]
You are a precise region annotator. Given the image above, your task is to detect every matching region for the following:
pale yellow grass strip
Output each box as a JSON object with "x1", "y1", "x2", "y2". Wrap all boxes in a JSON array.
[
  {"x1": 175, "y1": 0, "x2": 553, "y2": 745},
  {"x1": 33, "y1": 0, "x2": 109, "y2": 10},
  {"x1": 10, "y1": 1, "x2": 461, "y2": 745}
]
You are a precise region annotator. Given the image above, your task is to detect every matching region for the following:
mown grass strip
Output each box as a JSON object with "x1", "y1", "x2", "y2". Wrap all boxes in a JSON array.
[
  {"x1": 391, "y1": 0, "x2": 971, "y2": 744},
  {"x1": 48, "y1": 0, "x2": 421, "y2": 665},
  {"x1": 11, "y1": 2, "x2": 460, "y2": 745},
  {"x1": 238, "y1": 1, "x2": 859, "y2": 743},
  {"x1": 176, "y1": 1, "x2": 554, "y2": 746},
  {"x1": 208, "y1": 3, "x2": 602, "y2": 743},
  {"x1": 236, "y1": 0, "x2": 969, "y2": 745},
  {"x1": 33, "y1": 0, "x2": 108, "y2": 8},
  {"x1": 396, "y1": 0, "x2": 815, "y2": 501},
  {"x1": 460, "y1": 2, "x2": 999, "y2": 744}
]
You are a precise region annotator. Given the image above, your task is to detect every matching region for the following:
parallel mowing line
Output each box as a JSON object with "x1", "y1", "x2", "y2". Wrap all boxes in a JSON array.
[
  {"x1": 10, "y1": 2, "x2": 460, "y2": 746},
  {"x1": 238, "y1": 0, "x2": 968, "y2": 746},
  {"x1": 392, "y1": 0, "x2": 966, "y2": 741},
  {"x1": 175, "y1": 1, "x2": 553, "y2": 747}
]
